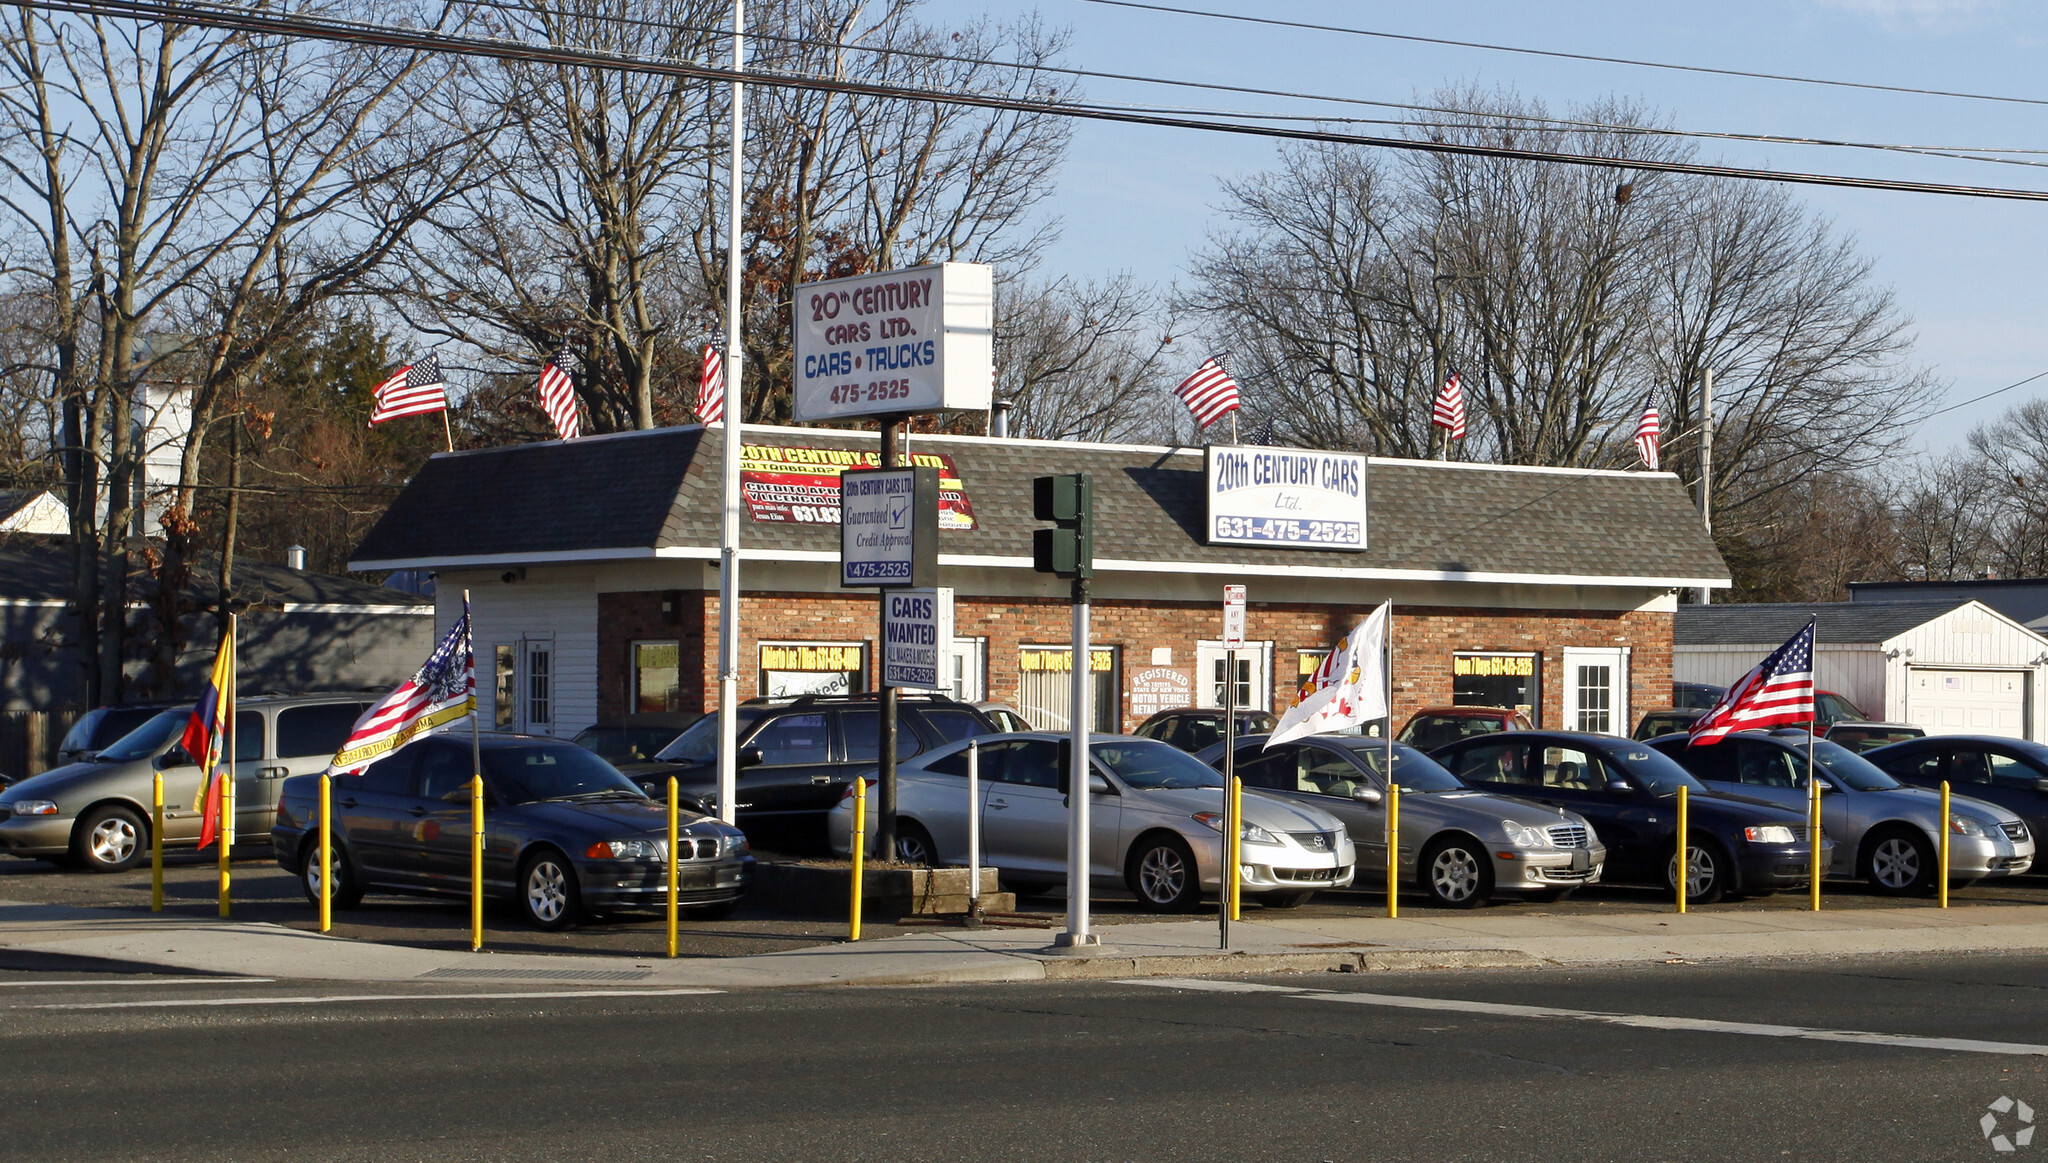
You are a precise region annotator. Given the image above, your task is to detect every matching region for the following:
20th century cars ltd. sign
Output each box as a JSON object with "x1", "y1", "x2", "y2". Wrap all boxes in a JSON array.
[
  {"x1": 1204, "y1": 445, "x2": 1368, "y2": 550},
  {"x1": 791, "y1": 262, "x2": 994, "y2": 422}
]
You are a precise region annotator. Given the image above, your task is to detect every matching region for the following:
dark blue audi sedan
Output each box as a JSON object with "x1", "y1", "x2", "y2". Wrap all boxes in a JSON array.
[{"x1": 273, "y1": 733, "x2": 751, "y2": 929}]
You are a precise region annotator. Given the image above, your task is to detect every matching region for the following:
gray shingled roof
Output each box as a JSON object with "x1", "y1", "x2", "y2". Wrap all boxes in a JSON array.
[
  {"x1": 0, "y1": 534, "x2": 430, "y2": 608},
  {"x1": 351, "y1": 424, "x2": 1729, "y2": 583},
  {"x1": 1676, "y1": 601, "x2": 1986, "y2": 646}
]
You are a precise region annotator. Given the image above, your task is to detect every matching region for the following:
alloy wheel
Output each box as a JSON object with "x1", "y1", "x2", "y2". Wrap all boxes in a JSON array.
[
  {"x1": 1872, "y1": 837, "x2": 1921, "y2": 890},
  {"x1": 89, "y1": 817, "x2": 137, "y2": 866},
  {"x1": 1138, "y1": 845, "x2": 1187, "y2": 905},
  {"x1": 1429, "y1": 847, "x2": 1482, "y2": 903},
  {"x1": 1668, "y1": 844, "x2": 1716, "y2": 898},
  {"x1": 526, "y1": 860, "x2": 569, "y2": 924}
]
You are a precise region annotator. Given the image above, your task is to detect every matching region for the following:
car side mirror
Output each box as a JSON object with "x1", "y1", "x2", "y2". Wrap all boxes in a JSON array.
[
  {"x1": 1351, "y1": 786, "x2": 1383, "y2": 804},
  {"x1": 157, "y1": 746, "x2": 193, "y2": 769},
  {"x1": 1604, "y1": 779, "x2": 1632, "y2": 794},
  {"x1": 1088, "y1": 773, "x2": 1112, "y2": 795},
  {"x1": 2035, "y1": 778, "x2": 2048, "y2": 795},
  {"x1": 738, "y1": 747, "x2": 765, "y2": 769}
]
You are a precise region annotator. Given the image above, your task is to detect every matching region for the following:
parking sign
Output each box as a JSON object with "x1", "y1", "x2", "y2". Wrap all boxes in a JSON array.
[{"x1": 1223, "y1": 584, "x2": 1246, "y2": 647}]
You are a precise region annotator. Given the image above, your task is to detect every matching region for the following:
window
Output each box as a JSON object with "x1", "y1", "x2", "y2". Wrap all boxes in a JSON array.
[
  {"x1": 1991, "y1": 752, "x2": 2041, "y2": 790},
  {"x1": 1454, "y1": 742, "x2": 1535, "y2": 787},
  {"x1": 839, "y1": 710, "x2": 924, "y2": 762},
  {"x1": 1537, "y1": 746, "x2": 1604, "y2": 791},
  {"x1": 633, "y1": 641, "x2": 681, "y2": 713},
  {"x1": 1948, "y1": 750, "x2": 1995, "y2": 785},
  {"x1": 747, "y1": 713, "x2": 831, "y2": 766},
  {"x1": 1453, "y1": 652, "x2": 1541, "y2": 725},
  {"x1": 919, "y1": 708, "x2": 986, "y2": 744},
  {"x1": 1574, "y1": 666, "x2": 1612, "y2": 733},
  {"x1": 231, "y1": 711, "x2": 264, "y2": 762},
  {"x1": 1296, "y1": 650, "x2": 1329, "y2": 700},
  {"x1": 276, "y1": 703, "x2": 369, "y2": 760},
  {"x1": 759, "y1": 642, "x2": 866, "y2": 698},
  {"x1": 945, "y1": 638, "x2": 987, "y2": 702},
  {"x1": 417, "y1": 745, "x2": 474, "y2": 802},
  {"x1": 1196, "y1": 641, "x2": 1271, "y2": 711},
  {"x1": 995, "y1": 739, "x2": 1063, "y2": 788},
  {"x1": 358, "y1": 747, "x2": 419, "y2": 796},
  {"x1": 1733, "y1": 740, "x2": 1801, "y2": 789},
  {"x1": 526, "y1": 642, "x2": 552, "y2": 730},
  {"x1": 1017, "y1": 645, "x2": 1120, "y2": 733},
  {"x1": 494, "y1": 645, "x2": 515, "y2": 728}
]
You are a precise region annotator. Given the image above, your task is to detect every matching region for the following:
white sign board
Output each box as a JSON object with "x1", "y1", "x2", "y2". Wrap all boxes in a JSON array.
[
  {"x1": 1205, "y1": 445, "x2": 1368, "y2": 551},
  {"x1": 840, "y1": 468, "x2": 930, "y2": 587},
  {"x1": 793, "y1": 262, "x2": 994, "y2": 422},
  {"x1": 883, "y1": 587, "x2": 954, "y2": 690},
  {"x1": 1222, "y1": 585, "x2": 1246, "y2": 647}
]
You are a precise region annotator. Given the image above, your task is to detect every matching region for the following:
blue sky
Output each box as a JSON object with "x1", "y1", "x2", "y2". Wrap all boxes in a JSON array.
[{"x1": 958, "y1": 0, "x2": 2048, "y2": 460}]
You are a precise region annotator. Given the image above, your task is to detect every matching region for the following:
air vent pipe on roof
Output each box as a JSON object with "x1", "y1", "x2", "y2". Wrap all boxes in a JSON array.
[
  {"x1": 989, "y1": 399, "x2": 1013, "y2": 438},
  {"x1": 286, "y1": 544, "x2": 307, "y2": 571}
]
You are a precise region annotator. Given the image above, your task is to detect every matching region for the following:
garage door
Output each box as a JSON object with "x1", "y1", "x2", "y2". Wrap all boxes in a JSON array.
[{"x1": 1905, "y1": 669, "x2": 2028, "y2": 738}]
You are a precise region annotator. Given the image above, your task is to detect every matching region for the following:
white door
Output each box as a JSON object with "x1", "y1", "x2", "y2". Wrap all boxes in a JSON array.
[
  {"x1": 519, "y1": 636, "x2": 555, "y2": 736},
  {"x1": 1561, "y1": 648, "x2": 1629, "y2": 736},
  {"x1": 1196, "y1": 641, "x2": 1272, "y2": 712},
  {"x1": 1906, "y1": 669, "x2": 2028, "y2": 738},
  {"x1": 945, "y1": 637, "x2": 987, "y2": 701}
]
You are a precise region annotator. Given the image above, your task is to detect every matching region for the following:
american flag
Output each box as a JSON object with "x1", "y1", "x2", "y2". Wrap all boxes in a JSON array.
[
  {"x1": 1635, "y1": 396, "x2": 1662, "y2": 470},
  {"x1": 538, "y1": 342, "x2": 580, "y2": 440},
  {"x1": 1432, "y1": 370, "x2": 1467, "y2": 440},
  {"x1": 697, "y1": 344, "x2": 724, "y2": 424},
  {"x1": 368, "y1": 354, "x2": 448, "y2": 425},
  {"x1": 326, "y1": 601, "x2": 476, "y2": 775},
  {"x1": 1688, "y1": 621, "x2": 1816, "y2": 745},
  {"x1": 1174, "y1": 356, "x2": 1241, "y2": 430}
]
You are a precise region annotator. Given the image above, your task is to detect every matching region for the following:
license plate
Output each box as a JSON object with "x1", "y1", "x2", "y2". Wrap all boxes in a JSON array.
[{"x1": 1570, "y1": 850, "x2": 1591, "y2": 872}]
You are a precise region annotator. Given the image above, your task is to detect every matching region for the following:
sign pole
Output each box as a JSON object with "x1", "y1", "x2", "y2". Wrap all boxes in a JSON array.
[
  {"x1": 876, "y1": 414, "x2": 907, "y2": 864},
  {"x1": 1220, "y1": 584, "x2": 1245, "y2": 949},
  {"x1": 714, "y1": 0, "x2": 745, "y2": 827},
  {"x1": 1057, "y1": 577, "x2": 1096, "y2": 948}
]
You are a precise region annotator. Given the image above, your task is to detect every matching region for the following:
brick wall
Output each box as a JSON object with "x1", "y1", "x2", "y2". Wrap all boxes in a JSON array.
[{"x1": 598, "y1": 589, "x2": 1674, "y2": 733}]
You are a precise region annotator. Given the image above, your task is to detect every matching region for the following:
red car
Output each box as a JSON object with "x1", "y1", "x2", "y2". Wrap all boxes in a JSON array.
[{"x1": 1397, "y1": 706, "x2": 1534, "y2": 752}]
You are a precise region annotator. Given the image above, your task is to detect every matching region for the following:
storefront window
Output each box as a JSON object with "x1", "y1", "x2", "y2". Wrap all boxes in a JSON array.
[
  {"x1": 759, "y1": 642, "x2": 867, "y2": 698},
  {"x1": 1018, "y1": 645, "x2": 1120, "y2": 733},
  {"x1": 633, "y1": 641, "x2": 681, "y2": 713},
  {"x1": 494, "y1": 644, "x2": 515, "y2": 728},
  {"x1": 1453, "y1": 652, "x2": 1540, "y2": 726}
]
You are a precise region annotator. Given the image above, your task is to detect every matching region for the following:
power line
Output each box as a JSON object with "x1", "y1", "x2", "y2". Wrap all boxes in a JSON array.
[
  {"x1": 26, "y1": 0, "x2": 2048, "y2": 205},
  {"x1": 1083, "y1": 0, "x2": 2048, "y2": 111},
  {"x1": 1921, "y1": 369, "x2": 2048, "y2": 421}
]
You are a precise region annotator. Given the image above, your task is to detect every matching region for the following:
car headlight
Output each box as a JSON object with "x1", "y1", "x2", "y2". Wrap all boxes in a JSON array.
[
  {"x1": 6, "y1": 800, "x2": 56, "y2": 817},
  {"x1": 726, "y1": 833, "x2": 750, "y2": 857},
  {"x1": 1502, "y1": 821, "x2": 1550, "y2": 848},
  {"x1": 1950, "y1": 816, "x2": 1990, "y2": 838},
  {"x1": 1743, "y1": 825, "x2": 1796, "y2": 844},
  {"x1": 584, "y1": 839, "x2": 665, "y2": 861},
  {"x1": 1192, "y1": 812, "x2": 1280, "y2": 845}
]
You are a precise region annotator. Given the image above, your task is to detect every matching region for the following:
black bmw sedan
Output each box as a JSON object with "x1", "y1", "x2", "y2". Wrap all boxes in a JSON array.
[
  {"x1": 1430, "y1": 730, "x2": 1830, "y2": 903},
  {"x1": 273, "y1": 733, "x2": 751, "y2": 930}
]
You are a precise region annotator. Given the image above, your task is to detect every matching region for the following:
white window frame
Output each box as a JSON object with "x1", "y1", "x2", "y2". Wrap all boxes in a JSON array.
[
  {"x1": 1196, "y1": 640, "x2": 1273, "y2": 712},
  {"x1": 1561, "y1": 647, "x2": 1629, "y2": 736},
  {"x1": 522, "y1": 635, "x2": 555, "y2": 735}
]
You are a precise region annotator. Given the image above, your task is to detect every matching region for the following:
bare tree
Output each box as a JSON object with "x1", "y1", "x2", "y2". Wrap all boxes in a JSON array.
[{"x1": 993, "y1": 275, "x2": 1177, "y2": 442}]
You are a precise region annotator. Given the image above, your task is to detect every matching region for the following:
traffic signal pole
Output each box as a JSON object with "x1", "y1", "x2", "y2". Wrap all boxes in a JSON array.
[{"x1": 1034, "y1": 473, "x2": 1100, "y2": 950}]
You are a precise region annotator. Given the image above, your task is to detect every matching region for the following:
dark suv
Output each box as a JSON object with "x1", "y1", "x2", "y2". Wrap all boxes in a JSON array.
[
  {"x1": 618, "y1": 694, "x2": 996, "y2": 846},
  {"x1": 1132, "y1": 708, "x2": 1279, "y2": 753}
]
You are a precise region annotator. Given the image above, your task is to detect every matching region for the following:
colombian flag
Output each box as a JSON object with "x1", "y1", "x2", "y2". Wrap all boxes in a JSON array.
[{"x1": 183, "y1": 633, "x2": 234, "y2": 849}]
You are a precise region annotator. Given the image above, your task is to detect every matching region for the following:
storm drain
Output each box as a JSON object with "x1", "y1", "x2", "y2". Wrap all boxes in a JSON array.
[{"x1": 417, "y1": 967, "x2": 656, "y2": 983}]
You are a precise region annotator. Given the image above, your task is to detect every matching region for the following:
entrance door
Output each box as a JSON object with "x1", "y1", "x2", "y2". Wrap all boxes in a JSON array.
[
  {"x1": 1561, "y1": 648, "x2": 1629, "y2": 736},
  {"x1": 1907, "y1": 669, "x2": 2028, "y2": 738}
]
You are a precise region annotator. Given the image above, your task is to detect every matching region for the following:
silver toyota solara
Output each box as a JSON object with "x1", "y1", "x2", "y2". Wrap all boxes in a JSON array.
[{"x1": 829, "y1": 733, "x2": 1355, "y2": 911}]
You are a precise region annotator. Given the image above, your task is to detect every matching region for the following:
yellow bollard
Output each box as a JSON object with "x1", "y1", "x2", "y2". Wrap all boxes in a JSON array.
[
  {"x1": 849, "y1": 777, "x2": 866, "y2": 942},
  {"x1": 1809, "y1": 773, "x2": 1822, "y2": 912},
  {"x1": 470, "y1": 775, "x2": 484, "y2": 953},
  {"x1": 1940, "y1": 780, "x2": 1952, "y2": 908},
  {"x1": 151, "y1": 772, "x2": 163, "y2": 913},
  {"x1": 318, "y1": 774, "x2": 332, "y2": 933},
  {"x1": 1386, "y1": 781, "x2": 1400, "y2": 919},
  {"x1": 666, "y1": 777, "x2": 680, "y2": 958},
  {"x1": 1228, "y1": 775, "x2": 1243, "y2": 922},
  {"x1": 218, "y1": 771, "x2": 233, "y2": 918},
  {"x1": 1676, "y1": 784, "x2": 1689, "y2": 914}
]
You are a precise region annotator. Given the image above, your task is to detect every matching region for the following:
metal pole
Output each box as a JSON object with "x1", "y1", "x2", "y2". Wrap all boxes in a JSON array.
[
  {"x1": 967, "y1": 740, "x2": 981, "y2": 917},
  {"x1": 1940, "y1": 780, "x2": 1952, "y2": 908},
  {"x1": 218, "y1": 612, "x2": 235, "y2": 919},
  {"x1": 1698, "y1": 368, "x2": 1714, "y2": 605},
  {"x1": 1056, "y1": 586, "x2": 1097, "y2": 947},
  {"x1": 1228, "y1": 775, "x2": 1243, "y2": 922},
  {"x1": 318, "y1": 774, "x2": 332, "y2": 932},
  {"x1": 1676, "y1": 784, "x2": 1688, "y2": 914},
  {"x1": 849, "y1": 775, "x2": 865, "y2": 941},
  {"x1": 876, "y1": 416, "x2": 905, "y2": 862},
  {"x1": 470, "y1": 775, "x2": 484, "y2": 951},
  {"x1": 715, "y1": 0, "x2": 746, "y2": 827},
  {"x1": 667, "y1": 776, "x2": 680, "y2": 956},
  {"x1": 1221, "y1": 647, "x2": 1236, "y2": 949},
  {"x1": 1385, "y1": 782, "x2": 1399, "y2": 919},
  {"x1": 1809, "y1": 741, "x2": 1822, "y2": 913},
  {"x1": 151, "y1": 772, "x2": 163, "y2": 912}
]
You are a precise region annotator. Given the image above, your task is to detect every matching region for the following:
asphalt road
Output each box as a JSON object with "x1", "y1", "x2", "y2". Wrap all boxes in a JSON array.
[
  {"x1": 7, "y1": 846, "x2": 2048, "y2": 960},
  {"x1": 6, "y1": 954, "x2": 2047, "y2": 1161}
]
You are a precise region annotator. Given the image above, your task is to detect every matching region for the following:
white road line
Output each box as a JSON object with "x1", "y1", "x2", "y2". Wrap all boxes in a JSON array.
[
  {"x1": 0, "y1": 978, "x2": 275, "y2": 988},
  {"x1": 1119, "y1": 980, "x2": 2048, "y2": 1057},
  {"x1": 18, "y1": 987, "x2": 724, "y2": 1011}
]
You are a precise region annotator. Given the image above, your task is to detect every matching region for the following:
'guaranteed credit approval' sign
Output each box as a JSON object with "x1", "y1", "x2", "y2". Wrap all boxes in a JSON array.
[
  {"x1": 882, "y1": 587, "x2": 954, "y2": 690},
  {"x1": 792, "y1": 262, "x2": 994, "y2": 422},
  {"x1": 840, "y1": 467, "x2": 939, "y2": 588},
  {"x1": 1204, "y1": 445, "x2": 1368, "y2": 550}
]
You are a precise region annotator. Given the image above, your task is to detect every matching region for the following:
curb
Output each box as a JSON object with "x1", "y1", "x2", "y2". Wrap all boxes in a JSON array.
[{"x1": 1032, "y1": 947, "x2": 1546, "y2": 980}]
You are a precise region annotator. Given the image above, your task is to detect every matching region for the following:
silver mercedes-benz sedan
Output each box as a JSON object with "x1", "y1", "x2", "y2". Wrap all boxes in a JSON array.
[
  {"x1": 1199, "y1": 734, "x2": 1606, "y2": 907},
  {"x1": 829, "y1": 733, "x2": 1355, "y2": 910}
]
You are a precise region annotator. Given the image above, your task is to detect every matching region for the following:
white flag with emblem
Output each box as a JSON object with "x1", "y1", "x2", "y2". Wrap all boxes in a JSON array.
[{"x1": 1265, "y1": 602, "x2": 1390, "y2": 749}]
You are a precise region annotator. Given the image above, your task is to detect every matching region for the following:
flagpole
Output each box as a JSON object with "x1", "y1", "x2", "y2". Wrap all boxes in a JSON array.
[
  {"x1": 441, "y1": 410, "x2": 454, "y2": 454},
  {"x1": 1385, "y1": 603, "x2": 1396, "y2": 912},
  {"x1": 1807, "y1": 616, "x2": 1821, "y2": 912},
  {"x1": 715, "y1": 0, "x2": 745, "y2": 827}
]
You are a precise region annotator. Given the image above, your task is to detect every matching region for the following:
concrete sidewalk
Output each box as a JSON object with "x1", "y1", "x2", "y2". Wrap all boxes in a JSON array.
[{"x1": 5, "y1": 898, "x2": 2048, "y2": 988}]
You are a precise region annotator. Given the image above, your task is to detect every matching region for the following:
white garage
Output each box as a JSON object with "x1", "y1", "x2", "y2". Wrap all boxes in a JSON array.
[{"x1": 1675, "y1": 600, "x2": 2048, "y2": 742}]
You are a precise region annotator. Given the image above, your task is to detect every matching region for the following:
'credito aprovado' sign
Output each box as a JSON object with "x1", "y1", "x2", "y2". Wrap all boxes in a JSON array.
[{"x1": 791, "y1": 262, "x2": 993, "y2": 422}]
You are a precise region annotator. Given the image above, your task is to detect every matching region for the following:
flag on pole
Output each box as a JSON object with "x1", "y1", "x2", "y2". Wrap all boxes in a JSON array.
[
  {"x1": 697, "y1": 344, "x2": 725, "y2": 424},
  {"x1": 1432, "y1": 370, "x2": 1467, "y2": 440},
  {"x1": 1688, "y1": 621, "x2": 1817, "y2": 745},
  {"x1": 1635, "y1": 395, "x2": 1662, "y2": 470},
  {"x1": 537, "y1": 343, "x2": 580, "y2": 440},
  {"x1": 1266, "y1": 602, "x2": 1392, "y2": 749},
  {"x1": 1174, "y1": 356, "x2": 1242, "y2": 431},
  {"x1": 326, "y1": 601, "x2": 477, "y2": 775},
  {"x1": 368, "y1": 354, "x2": 448, "y2": 425},
  {"x1": 182, "y1": 629, "x2": 234, "y2": 849}
]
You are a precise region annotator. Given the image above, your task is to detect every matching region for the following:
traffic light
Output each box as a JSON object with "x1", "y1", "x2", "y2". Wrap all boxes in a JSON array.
[{"x1": 1032, "y1": 472, "x2": 1093, "y2": 578}]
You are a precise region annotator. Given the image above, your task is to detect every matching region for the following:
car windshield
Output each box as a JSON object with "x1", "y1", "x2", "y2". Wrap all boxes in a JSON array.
[
  {"x1": 483, "y1": 745, "x2": 647, "y2": 804},
  {"x1": 654, "y1": 710, "x2": 764, "y2": 764},
  {"x1": 96, "y1": 709, "x2": 188, "y2": 762},
  {"x1": 1335, "y1": 741, "x2": 1464, "y2": 792},
  {"x1": 1092, "y1": 739, "x2": 1224, "y2": 790},
  {"x1": 1806, "y1": 739, "x2": 1902, "y2": 790},
  {"x1": 1605, "y1": 743, "x2": 1707, "y2": 796}
]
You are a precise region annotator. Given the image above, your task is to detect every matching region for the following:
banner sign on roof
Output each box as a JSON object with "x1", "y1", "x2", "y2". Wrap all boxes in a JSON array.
[
  {"x1": 740, "y1": 443, "x2": 976, "y2": 530},
  {"x1": 792, "y1": 262, "x2": 994, "y2": 422},
  {"x1": 1204, "y1": 445, "x2": 1368, "y2": 551}
]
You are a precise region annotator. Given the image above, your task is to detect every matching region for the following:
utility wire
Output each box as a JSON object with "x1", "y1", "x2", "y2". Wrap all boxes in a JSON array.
[
  {"x1": 1921, "y1": 369, "x2": 2048, "y2": 421},
  {"x1": 1084, "y1": 0, "x2": 2048, "y2": 111},
  {"x1": 26, "y1": 0, "x2": 2048, "y2": 205}
]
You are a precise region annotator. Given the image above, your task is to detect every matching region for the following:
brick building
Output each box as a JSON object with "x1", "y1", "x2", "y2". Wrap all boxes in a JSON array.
[{"x1": 350, "y1": 424, "x2": 1728, "y2": 738}]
